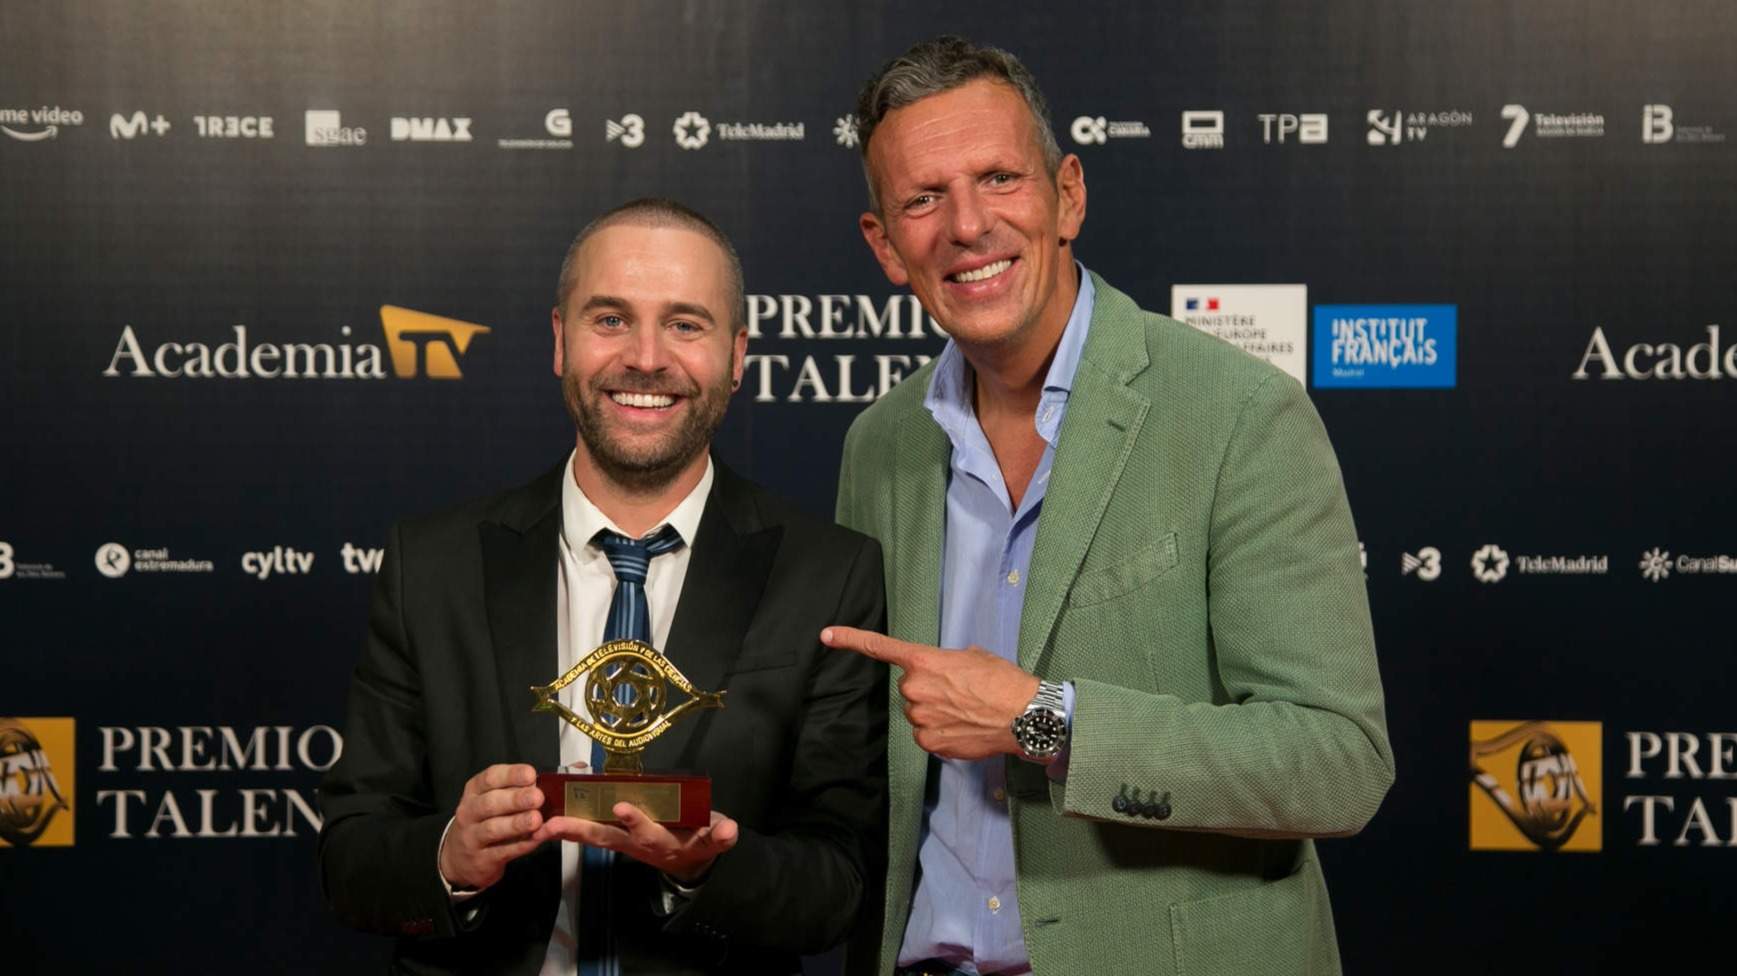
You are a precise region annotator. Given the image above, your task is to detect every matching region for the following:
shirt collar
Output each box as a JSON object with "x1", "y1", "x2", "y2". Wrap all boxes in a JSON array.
[
  {"x1": 924, "y1": 262, "x2": 1096, "y2": 448},
  {"x1": 559, "y1": 450, "x2": 713, "y2": 555}
]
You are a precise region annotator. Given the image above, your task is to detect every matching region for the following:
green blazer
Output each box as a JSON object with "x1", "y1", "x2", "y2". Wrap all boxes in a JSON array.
[{"x1": 835, "y1": 273, "x2": 1394, "y2": 976}]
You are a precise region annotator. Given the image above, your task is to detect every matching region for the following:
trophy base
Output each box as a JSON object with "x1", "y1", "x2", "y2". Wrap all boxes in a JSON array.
[{"x1": 536, "y1": 771, "x2": 711, "y2": 829}]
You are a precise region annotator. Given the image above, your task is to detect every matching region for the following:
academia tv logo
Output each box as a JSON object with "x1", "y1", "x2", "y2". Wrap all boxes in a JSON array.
[
  {"x1": 0, "y1": 717, "x2": 75, "y2": 847},
  {"x1": 1313, "y1": 305, "x2": 1457, "y2": 388},
  {"x1": 1470, "y1": 720, "x2": 1600, "y2": 852},
  {"x1": 102, "y1": 306, "x2": 490, "y2": 380}
]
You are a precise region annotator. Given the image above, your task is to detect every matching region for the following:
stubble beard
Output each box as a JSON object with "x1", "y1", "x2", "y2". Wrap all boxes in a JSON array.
[{"x1": 563, "y1": 369, "x2": 732, "y2": 495}]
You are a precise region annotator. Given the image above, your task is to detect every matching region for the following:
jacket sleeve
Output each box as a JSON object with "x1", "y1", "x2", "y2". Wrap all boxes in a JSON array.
[
  {"x1": 660, "y1": 533, "x2": 889, "y2": 953},
  {"x1": 1050, "y1": 373, "x2": 1395, "y2": 837},
  {"x1": 317, "y1": 522, "x2": 483, "y2": 940}
]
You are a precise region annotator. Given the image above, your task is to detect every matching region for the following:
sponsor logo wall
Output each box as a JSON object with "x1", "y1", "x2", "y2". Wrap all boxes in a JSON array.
[{"x1": 4, "y1": 3, "x2": 1733, "y2": 973}]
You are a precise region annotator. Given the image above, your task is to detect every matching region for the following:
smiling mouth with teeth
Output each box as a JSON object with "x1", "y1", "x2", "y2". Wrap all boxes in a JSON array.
[
  {"x1": 950, "y1": 258, "x2": 1013, "y2": 284},
  {"x1": 609, "y1": 391, "x2": 678, "y2": 409}
]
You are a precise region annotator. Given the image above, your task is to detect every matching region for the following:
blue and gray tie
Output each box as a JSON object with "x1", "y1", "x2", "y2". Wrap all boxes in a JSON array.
[{"x1": 578, "y1": 524, "x2": 684, "y2": 976}]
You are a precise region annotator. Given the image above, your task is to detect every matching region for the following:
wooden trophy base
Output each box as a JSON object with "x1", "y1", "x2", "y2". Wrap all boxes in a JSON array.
[{"x1": 536, "y1": 771, "x2": 711, "y2": 829}]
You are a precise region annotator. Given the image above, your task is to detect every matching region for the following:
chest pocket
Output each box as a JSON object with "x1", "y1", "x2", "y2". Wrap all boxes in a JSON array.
[{"x1": 1065, "y1": 532, "x2": 1179, "y2": 608}]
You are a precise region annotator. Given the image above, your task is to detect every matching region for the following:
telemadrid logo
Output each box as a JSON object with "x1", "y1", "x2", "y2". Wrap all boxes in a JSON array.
[
  {"x1": 1472, "y1": 544, "x2": 1509, "y2": 583},
  {"x1": 673, "y1": 111, "x2": 709, "y2": 150}
]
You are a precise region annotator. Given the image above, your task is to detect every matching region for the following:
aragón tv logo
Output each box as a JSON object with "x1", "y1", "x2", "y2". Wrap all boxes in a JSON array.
[{"x1": 101, "y1": 306, "x2": 489, "y2": 380}]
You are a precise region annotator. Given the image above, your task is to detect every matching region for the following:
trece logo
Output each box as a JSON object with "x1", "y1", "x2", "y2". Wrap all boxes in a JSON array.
[
  {"x1": 101, "y1": 306, "x2": 490, "y2": 381},
  {"x1": 1312, "y1": 305, "x2": 1456, "y2": 388},
  {"x1": 0, "y1": 717, "x2": 75, "y2": 847}
]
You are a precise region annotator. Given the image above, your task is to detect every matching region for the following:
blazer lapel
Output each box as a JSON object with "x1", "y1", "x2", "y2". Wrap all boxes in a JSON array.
[
  {"x1": 886, "y1": 406, "x2": 950, "y2": 812},
  {"x1": 480, "y1": 468, "x2": 564, "y2": 771},
  {"x1": 651, "y1": 464, "x2": 780, "y2": 771},
  {"x1": 1018, "y1": 277, "x2": 1152, "y2": 672}
]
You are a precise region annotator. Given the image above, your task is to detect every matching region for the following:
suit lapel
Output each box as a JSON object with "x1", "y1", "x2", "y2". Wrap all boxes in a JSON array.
[
  {"x1": 886, "y1": 404, "x2": 950, "y2": 817},
  {"x1": 480, "y1": 469, "x2": 564, "y2": 772},
  {"x1": 1018, "y1": 276, "x2": 1152, "y2": 672},
  {"x1": 651, "y1": 464, "x2": 780, "y2": 770}
]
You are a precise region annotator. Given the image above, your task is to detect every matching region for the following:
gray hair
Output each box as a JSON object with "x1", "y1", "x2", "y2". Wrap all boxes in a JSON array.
[
  {"x1": 854, "y1": 35, "x2": 1063, "y2": 213},
  {"x1": 555, "y1": 197, "x2": 746, "y2": 329}
]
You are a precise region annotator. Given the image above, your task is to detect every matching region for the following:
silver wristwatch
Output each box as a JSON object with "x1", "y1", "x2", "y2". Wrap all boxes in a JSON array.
[{"x1": 1011, "y1": 679, "x2": 1068, "y2": 762}]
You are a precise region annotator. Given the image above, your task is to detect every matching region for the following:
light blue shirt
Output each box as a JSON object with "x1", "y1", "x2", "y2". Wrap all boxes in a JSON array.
[{"x1": 897, "y1": 265, "x2": 1095, "y2": 974}]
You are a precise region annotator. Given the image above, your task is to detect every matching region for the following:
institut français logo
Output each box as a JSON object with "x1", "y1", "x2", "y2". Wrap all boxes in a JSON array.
[
  {"x1": 1469, "y1": 720, "x2": 1601, "y2": 852},
  {"x1": 0, "y1": 717, "x2": 75, "y2": 847}
]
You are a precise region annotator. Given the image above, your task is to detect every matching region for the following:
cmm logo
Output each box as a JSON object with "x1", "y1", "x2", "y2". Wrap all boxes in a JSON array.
[
  {"x1": 1, "y1": 717, "x2": 75, "y2": 847},
  {"x1": 1470, "y1": 720, "x2": 1601, "y2": 852}
]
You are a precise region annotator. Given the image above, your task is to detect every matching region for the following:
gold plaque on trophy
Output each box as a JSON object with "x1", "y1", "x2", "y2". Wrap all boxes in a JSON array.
[{"x1": 530, "y1": 639, "x2": 724, "y2": 828}]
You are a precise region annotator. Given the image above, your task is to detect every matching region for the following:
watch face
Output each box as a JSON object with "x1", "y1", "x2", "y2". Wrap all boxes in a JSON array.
[{"x1": 1015, "y1": 710, "x2": 1066, "y2": 758}]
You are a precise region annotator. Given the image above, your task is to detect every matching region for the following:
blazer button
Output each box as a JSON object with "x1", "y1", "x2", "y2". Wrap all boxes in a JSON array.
[{"x1": 1154, "y1": 792, "x2": 1172, "y2": 820}]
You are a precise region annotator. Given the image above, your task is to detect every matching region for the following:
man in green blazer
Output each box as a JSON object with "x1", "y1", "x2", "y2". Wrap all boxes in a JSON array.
[{"x1": 821, "y1": 37, "x2": 1395, "y2": 976}]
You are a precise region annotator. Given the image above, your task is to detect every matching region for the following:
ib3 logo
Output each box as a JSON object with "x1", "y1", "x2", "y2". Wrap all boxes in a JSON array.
[
  {"x1": 1470, "y1": 720, "x2": 1601, "y2": 852},
  {"x1": 0, "y1": 717, "x2": 75, "y2": 847}
]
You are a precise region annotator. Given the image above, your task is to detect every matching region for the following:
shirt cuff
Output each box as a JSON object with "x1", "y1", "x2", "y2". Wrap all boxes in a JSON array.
[
  {"x1": 657, "y1": 870, "x2": 706, "y2": 915},
  {"x1": 437, "y1": 816, "x2": 480, "y2": 902},
  {"x1": 1044, "y1": 681, "x2": 1076, "y2": 783}
]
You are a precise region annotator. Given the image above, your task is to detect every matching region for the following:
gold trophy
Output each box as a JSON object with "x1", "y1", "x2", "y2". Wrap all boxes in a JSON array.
[{"x1": 530, "y1": 639, "x2": 724, "y2": 829}]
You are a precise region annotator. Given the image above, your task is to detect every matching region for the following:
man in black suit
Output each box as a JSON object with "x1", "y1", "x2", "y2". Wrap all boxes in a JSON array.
[{"x1": 318, "y1": 198, "x2": 887, "y2": 974}]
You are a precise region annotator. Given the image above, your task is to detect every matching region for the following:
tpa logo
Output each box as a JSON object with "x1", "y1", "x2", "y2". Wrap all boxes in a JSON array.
[
  {"x1": 1258, "y1": 113, "x2": 1327, "y2": 144},
  {"x1": 1470, "y1": 720, "x2": 1601, "y2": 852},
  {"x1": 0, "y1": 717, "x2": 74, "y2": 847},
  {"x1": 110, "y1": 111, "x2": 170, "y2": 139}
]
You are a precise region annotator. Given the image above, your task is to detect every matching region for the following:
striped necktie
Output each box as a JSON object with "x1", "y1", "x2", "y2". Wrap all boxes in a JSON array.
[{"x1": 578, "y1": 524, "x2": 684, "y2": 976}]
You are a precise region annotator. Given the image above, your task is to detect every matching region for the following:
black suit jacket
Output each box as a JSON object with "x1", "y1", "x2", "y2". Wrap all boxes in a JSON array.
[{"x1": 318, "y1": 459, "x2": 888, "y2": 975}]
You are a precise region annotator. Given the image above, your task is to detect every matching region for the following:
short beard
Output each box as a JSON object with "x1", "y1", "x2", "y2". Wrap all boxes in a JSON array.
[{"x1": 563, "y1": 369, "x2": 731, "y2": 495}]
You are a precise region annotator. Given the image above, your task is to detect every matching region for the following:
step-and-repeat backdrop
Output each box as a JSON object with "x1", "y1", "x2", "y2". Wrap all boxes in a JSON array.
[{"x1": 4, "y1": 1, "x2": 1732, "y2": 971}]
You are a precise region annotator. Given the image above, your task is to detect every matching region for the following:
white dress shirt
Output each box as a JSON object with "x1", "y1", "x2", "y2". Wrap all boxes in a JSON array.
[
  {"x1": 538, "y1": 452, "x2": 712, "y2": 973},
  {"x1": 434, "y1": 450, "x2": 713, "y2": 974}
]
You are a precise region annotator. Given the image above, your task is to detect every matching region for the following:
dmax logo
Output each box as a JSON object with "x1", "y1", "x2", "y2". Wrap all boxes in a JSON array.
[{"x1": 379, "y1": 306, "x2": 491, "y2": 379}]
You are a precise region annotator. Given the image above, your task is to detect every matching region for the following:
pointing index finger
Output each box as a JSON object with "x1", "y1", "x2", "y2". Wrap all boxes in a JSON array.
[{"x1": 821, "y1": 625, "x2": 923, "y2": 668}]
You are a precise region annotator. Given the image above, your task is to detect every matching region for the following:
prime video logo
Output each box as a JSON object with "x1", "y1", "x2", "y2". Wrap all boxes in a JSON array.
[{"x1": 1312, "y1": 305, "x2": 1457, "y2": 388}]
